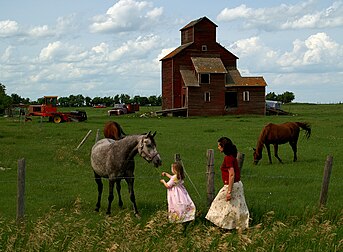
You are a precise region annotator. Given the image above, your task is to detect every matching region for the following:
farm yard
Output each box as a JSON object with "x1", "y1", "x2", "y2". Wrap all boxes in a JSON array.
[{"x1": 0, "y1": 103, "x2": 342, "y2": 251}]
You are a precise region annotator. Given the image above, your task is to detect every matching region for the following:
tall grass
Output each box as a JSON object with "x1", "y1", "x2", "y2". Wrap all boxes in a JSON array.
[{"x1": 0, "y1": 103, "x2": 342, "y2": 251}]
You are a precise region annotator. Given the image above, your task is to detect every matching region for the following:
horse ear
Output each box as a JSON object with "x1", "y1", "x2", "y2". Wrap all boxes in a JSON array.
[
  {"x1": 146, "y1": 131, "x2": 151, "y2": 136},
  {"x1": 152, "y1": 131, "x2": 156, "y2": 137}
]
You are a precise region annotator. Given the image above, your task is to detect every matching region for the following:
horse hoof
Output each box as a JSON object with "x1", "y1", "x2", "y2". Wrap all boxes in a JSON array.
[
  {"x1": 106, "y1": 211, "x2": 111, "y2": 215},
  {"x1": 135, "y1": 213, "x2": 141, "y2": 219},
  {"x1": 95, "y1": 208, "x2": 99, "y2": 212}
]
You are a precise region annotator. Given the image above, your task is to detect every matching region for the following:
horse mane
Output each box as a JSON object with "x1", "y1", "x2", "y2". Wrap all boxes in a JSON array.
[{"x1": 256, "y1": 124, "x2": 270, "y2": 153}]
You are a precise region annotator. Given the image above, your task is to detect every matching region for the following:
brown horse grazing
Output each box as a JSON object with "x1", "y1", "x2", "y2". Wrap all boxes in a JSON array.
[
  {"x1": 104, "y1": 121, "x2": 126, "y2": 140},
  {"x1": 253, "y1": 122, "x2": 311, "y2": 165}
]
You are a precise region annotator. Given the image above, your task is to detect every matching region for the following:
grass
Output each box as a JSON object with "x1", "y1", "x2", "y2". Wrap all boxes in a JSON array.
[{"x1": 0, "y1": 103, "x2": 342, "y2": 251}]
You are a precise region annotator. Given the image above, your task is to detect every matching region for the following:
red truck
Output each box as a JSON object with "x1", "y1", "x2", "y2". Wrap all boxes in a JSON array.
[{"x1": 26, "y1": 96, "x2": 87, "y2": 123}]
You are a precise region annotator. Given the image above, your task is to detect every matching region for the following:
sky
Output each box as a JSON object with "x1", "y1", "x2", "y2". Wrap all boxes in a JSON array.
[{"x1": 0, "y1": 0, "x2": 342, "y2": 103}]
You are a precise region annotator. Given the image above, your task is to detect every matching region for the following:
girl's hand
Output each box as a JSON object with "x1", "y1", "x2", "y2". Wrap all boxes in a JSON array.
[
  {"x1": 160, "y1": 179, "x2": 164, "y2": 183},
  {"x1": 161, "y1": 172, "x2": 165, "y2": 176}
]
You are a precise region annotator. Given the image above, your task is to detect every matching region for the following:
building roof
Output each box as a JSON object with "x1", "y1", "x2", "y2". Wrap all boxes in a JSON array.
[
  {"x1": 180, "y1": 70, "x2": 199, "y2": 87},
  {"x1": 191, "y1": 57, "x2": 227, "y2": 74},
  {"x1": 160, "y1": 42, "x2": 193, "y2": 60},
  {"x1": 227, "y1": 70, "x2": 267, "y2": 87},
  {"x1": 180, "y1": 16, "x2": 217, "y2": 31}
]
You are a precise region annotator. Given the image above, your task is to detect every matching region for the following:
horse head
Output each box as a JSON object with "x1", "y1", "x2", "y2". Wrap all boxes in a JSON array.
[
  {"x1": 138, "y1": 132, "x2": 162, "y2": 167},
  {"x1": 253, "y1": 147, "x2": 262, "y2": 165}
]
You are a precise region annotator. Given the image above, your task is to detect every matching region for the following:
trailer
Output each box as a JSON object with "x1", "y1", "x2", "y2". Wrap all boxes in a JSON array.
[{"x1": 26, "y1": 96, "x2": 87, "y2": 123}]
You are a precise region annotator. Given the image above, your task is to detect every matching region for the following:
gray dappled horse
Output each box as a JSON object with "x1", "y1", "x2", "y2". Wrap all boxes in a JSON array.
[{"x1": 91, "y1": 132, "x2": 162, "y2": 217}]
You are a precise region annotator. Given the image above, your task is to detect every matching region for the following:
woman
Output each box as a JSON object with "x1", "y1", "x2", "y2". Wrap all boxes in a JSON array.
[{"x1": 205, "y1": 137, "x2": 249, "y2": 230}]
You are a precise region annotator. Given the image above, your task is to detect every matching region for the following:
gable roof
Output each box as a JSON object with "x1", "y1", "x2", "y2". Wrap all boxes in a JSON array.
[
  {"x1": 180, "y1": 16, "x2": 217, "y2": 31},
  {"x1": 227, "y1": 70, "x2": 267, "y2": 87},
  {"x1": 160, "y1": 42, "x2": 193, "y2": 61},
  {"x1": 180, "y1": 70, "x2": 199, "y2": 87},
  {"x1": 191, "y1": 57, "x2": 227, "y2": 73}
]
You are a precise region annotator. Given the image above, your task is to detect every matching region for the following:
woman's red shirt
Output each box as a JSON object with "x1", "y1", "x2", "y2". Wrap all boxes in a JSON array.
[{"x1": 220, "y1": 155, "x2": 240, "y2": 184}]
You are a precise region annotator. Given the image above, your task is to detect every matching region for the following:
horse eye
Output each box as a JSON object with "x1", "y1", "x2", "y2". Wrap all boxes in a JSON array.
[{"x1": 146, "y1": 144, "x2": 152, "y2": 148}]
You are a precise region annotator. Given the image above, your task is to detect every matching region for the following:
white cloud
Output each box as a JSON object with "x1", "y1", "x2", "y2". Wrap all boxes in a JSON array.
[
  {"x1": 217, "y1": 0, "x2": 343, "y2": 31},
  {"x1": 0, "y1": 20, "x2": 19, "y2": 37},
  {"x1": 28, "y1": 25, "x2": 53, "y2": 37},
  {"x1": 89, "y1": 0, "x2": 163, "y2": 33},
  {"x1": 39, "y1": 41, "x2": 88, "y2": 62},
  {"x1": 278, "y1": 32, "x2": 343, "y2": 70},
  {"x1": 1, "y1": 46, "x2": 14, "y2": 62}
]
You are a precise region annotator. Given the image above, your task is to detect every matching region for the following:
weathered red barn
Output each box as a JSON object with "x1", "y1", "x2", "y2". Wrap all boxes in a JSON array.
[{"x1": 159, "y1": 16, "x2": 267, "y2": 117}]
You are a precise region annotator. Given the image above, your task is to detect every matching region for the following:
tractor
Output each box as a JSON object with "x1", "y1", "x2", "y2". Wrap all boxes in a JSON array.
[{"x1": 26, "y1": 96, "x2": 87, "y2": 123}]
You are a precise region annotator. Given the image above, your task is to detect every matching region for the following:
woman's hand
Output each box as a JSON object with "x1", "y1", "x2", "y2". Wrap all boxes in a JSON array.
[{"x1": 226, "y1": 191, "x2": 232, "y2": 201}]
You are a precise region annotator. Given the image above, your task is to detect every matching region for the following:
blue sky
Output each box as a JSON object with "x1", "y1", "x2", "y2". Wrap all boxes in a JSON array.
[{"x1": 1, "y1": 0, "x2": 342, "y2": 103}]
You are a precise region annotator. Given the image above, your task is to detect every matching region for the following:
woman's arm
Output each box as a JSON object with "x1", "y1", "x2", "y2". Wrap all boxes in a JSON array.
[{"x1": 226, "y1": 167, "x2": 235, "y2": 201}]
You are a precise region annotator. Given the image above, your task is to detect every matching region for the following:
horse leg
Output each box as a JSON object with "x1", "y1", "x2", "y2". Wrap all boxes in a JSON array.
[
  {"x1": 265, "y1": 144, "x2": 272, "y2": 164},
  {"x1": 94, "y1": 172, "x2": 103, "y2": 212},
  {"x1": 115, "y1": 179, "x2": 123, "y2": 208},
  {"x1": 106, "y1": 179, "x2": 115, "y2": 215},
  {"x1": 290, "y1": 142, "x2": 297, "y2": 162},
  {"x1": 125, "y1": 177, "x2": 140, "y2": 218},
  {"x1": 274, "y1": 144, "x2": 283, "y2": 163}
]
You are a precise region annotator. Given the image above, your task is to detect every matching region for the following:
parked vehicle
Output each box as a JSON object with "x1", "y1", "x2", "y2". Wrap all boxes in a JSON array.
[
  {"x1": 26, "y1": 96, "x2": 87, "y2": 123},
  {"x1": 108, "y1": 103, "x2": 139, "y2": 116}
]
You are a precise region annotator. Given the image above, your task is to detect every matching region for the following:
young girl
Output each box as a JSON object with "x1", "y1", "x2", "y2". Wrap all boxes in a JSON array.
[
  {"x1": 160, "y1": 162, "x2": 196, "y2": 223},
  {"x1": 205, "y1": 137, "x2": 249, "y2": 230}
]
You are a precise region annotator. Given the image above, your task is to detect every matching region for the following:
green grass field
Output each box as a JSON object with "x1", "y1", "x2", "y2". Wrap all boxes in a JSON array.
[{"x1": 0, "y1": 103, "x2": 342, "y2": 251}]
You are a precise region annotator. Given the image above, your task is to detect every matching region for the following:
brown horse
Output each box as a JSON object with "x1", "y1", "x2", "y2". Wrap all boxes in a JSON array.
[
  {"x1": 104, "y1": 121, "x2": 126, "y2": 140},
  {"x1": 253, "y1": 122, "x2": 311, "y2": 165}
]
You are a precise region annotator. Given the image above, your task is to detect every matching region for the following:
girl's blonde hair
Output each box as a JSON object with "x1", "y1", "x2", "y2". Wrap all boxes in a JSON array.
[{"x1": 172, "y1": 162, "x2": 185, "y2": 180}]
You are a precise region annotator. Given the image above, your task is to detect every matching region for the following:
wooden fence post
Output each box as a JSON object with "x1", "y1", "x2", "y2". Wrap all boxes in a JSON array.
[
  {"x1": 95, "y1": 129, "x2": 100, "y2": 143},
  {"x1": 206, "y1": 149, "x2": 215, "y2": 207},
  {"x1": 76, "y1": 130, "x2": 92, "y2": 150},
  {"x1": 319, "y1": 155, "x2": 333, "y2": 207},
  {"x1": 237, "y1": 152, "x2": 245, "y2": 172},
  {"x1": 17, "y1": 158, "x2": 26, "y2": 223}
]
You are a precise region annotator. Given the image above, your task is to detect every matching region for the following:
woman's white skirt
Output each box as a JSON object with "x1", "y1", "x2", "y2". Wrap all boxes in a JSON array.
[{"x1": 205, "y1": 181, "x2": 249, "y2": 230}]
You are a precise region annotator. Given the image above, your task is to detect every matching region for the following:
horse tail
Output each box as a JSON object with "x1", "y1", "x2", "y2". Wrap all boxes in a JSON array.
[{"x1": 296, "y1": 122, "x2": 311, "y2": 139}]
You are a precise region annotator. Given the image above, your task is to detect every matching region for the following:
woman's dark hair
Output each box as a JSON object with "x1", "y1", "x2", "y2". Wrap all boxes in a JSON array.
[
  {"x1": 218, "y1": 137, "x2": 238, "y2": 157},
  {"x1": 172, "y1": 162, "x2": 185, "y2": 180}
]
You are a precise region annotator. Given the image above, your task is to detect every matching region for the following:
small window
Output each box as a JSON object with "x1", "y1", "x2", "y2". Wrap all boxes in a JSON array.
[
  {"x1": 200, "y1": 73, "x2": 210, "y2": 84},
  {"x1": 204, "y1": 92, "x2": 210, "y2": 102},
  {"x1": 202, "y1": 45, "x2": 207, "y2": 51},
  {"x1": 243, "y1": 91, "x2": 250, "y2": 101}
]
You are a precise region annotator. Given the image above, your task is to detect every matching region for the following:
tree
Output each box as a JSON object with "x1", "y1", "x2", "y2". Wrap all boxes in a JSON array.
[
  {"x1": 0, "y1": 83, "x2": 13, "y2": 114},
  {"x1": 266, "y1": 91, "x2": 295, "y2": 104},
  {"x1": 280, "y1": 91, "x2": 295, "y2": 104}
]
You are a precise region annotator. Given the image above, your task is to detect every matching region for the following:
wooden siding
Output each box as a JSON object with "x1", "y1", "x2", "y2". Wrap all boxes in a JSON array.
[
  {"x1": 161, "y1": 59, "x2": 173, "y2": 110},
  {"x1": 187, "y1": 74, "x2": 226, "y2": 116},
  {"x1": 224, "y1": 86, "x2": 266, "y2": 115}
]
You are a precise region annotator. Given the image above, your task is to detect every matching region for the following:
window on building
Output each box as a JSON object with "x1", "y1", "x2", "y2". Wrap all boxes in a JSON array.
[
  {"x1": 225, "y1": 92, "x2": 237, "y2": 108},
  {"x1": 204, "y1": 92, "x2": 210, "y2": 102},
  {"x1": 243, "y1": 91, "x2": 250, "y2": 101},
  {"x1": 200, "y1": 73, "x2": 210, "y2": 84},
  {"x1": 202, "y1": 45, "x2": 207, "y2": 51}
]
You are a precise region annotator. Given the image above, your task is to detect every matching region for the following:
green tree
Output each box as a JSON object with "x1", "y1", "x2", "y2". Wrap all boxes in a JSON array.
[{"x1": 0, "y1": 84, "x2": 13, "y2": 114}]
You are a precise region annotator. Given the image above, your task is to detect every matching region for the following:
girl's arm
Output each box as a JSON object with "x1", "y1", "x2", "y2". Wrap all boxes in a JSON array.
[
  {"x1": 160, "y1": 179, "x2": 170, "y2": 188},
  {"x1": 226, "y1": 167, "x2": 235, "y2": 201},
  {"x1": 161, "y1": 172, "x2": 172, "y2": 179}
]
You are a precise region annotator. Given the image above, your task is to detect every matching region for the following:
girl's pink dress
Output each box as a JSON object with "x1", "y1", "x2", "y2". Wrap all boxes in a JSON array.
[{"x1": 166, "y1": 175, "x2": 196, "y2": 223}]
